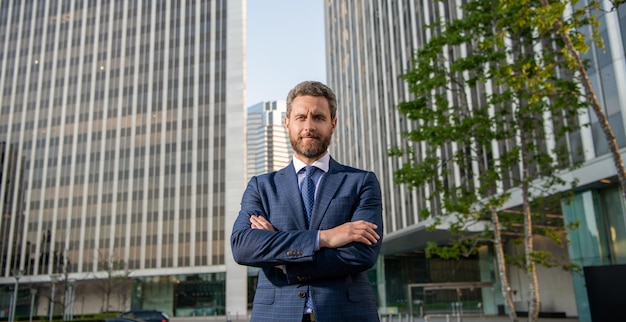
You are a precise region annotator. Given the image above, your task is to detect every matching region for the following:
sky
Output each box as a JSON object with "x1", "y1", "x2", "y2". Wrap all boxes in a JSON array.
[{"x1": 246, "y1": 0, "x2": 327, "y2": 105}]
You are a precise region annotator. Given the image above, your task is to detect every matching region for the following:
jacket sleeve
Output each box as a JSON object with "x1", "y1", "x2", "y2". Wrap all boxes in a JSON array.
[
  {"x1": 230, "y1": 176, "x2": 320, "y2": 267},
  {"x1": 283, "y1": 171, "x2": 384, "y2": 283}
]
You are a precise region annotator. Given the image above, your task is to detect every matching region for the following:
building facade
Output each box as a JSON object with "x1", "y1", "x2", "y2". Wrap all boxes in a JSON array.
[
  {"x1": 241, "y1": 100, "x2": 291, "y2": 310},
  {"x1": 245, "y1": 101, "x2": 291, "y2": 181},
  {"x1": 325, "y1": 0, "x2": 626, "y2": 320},
  {"x1": 0, "y1": 0, "x2": 246, "y2": 318}
]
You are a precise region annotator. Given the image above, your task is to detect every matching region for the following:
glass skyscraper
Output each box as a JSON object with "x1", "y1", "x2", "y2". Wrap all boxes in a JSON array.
[
  {"x1": 325, "y1": 1, "x2": 626, "y2": 320},
  {"x1": 0, "y1": 0, "x2": 246, "y2": 318},
  {"x1": 245, "y1": 101, "x2": 291, "y2": 181}
]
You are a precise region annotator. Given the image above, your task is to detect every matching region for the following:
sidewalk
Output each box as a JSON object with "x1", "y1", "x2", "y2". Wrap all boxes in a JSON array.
[
  {"x1": 385, "y1": 315, "x2": 579, "y2": 322},
  {"x1": 172, "y1": 314, "x2": 579, "y2": 322}
]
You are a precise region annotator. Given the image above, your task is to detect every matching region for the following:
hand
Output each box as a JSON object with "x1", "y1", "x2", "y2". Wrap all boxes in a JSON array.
[
  {"x1": 319, "y1": 220, "x2": 379, "y2": 249},
  {"x1": 250, "y1": 215, "x2": 276, "y2": 231}
]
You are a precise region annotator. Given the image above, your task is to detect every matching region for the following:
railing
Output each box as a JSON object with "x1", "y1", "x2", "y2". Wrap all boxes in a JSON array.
[{"x1": 379, "y1": 301, "x2": 484, "y2": 322}]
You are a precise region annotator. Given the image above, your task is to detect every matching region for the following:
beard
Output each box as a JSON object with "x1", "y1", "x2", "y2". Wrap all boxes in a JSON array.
[{"x1": 291, "y1": 132, "x2": 331, "y2": 159}]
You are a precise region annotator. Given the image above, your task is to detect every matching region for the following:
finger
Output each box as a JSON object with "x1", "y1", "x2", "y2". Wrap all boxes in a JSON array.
[
  {"x1": 357, "y1": 230, "x2": 375, "y2": 244},
  {"x1": 367, "y1": 232, "x2": 379, "y2": 244},
  {"x1": 354, "y1": 224, "x2": 379, "y2": 238},
  {"x1": 251, "y1": 219, "x2": 264, "y2": 228},
  {"x1": 368, "y1": 228, "x2": 380, "y2": 241},
  {"x1": 250, "y1": 216, "x2": 267, "y2": 229},
  {"x1": 254, "y1": 215, "x2": 270, "y2": 225},
  {"x1": 358, "y1": 234, "x2": 374, "y2": 245},
  {"x1": 251, "y1": 215, "x2": 266, "y2": 224},
  {"x1": 251, "y1": 215, "x2": 276, "y2": 231},
  {"x1": 354, "y1": 220, "x2": 378, "y2": 230},
  {"x1": 359, "y1": 228, "x2": 379, "y2": 244}
]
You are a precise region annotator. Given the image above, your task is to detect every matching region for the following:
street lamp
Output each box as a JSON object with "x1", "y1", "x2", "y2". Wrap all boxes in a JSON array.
[
  {"x1": 29, "y1": 288, "x2": 38, "y2": 322},
  {"x1": 63, "y1": 278, "x2": 76, "y2": 321},
  {"x1": 49, "y1": 274, "x2": 59, "y2": 322},
  {"x1": 10, "y1": 269, "x2": 24, "y2": 322}
]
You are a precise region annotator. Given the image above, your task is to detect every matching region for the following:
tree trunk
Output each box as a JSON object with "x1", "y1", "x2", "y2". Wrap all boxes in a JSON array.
[
  {"x1": 568, "y1": 35, "x2": 626, "y2": 199},
  {"x1": 522, "y1": 180, "x2": 540, "y2": 322},
  {"x1": 541, "y1": 0, "x2": 626, "y2": 200},
  {"x1": 491, "y1": 207, "x2": 519, "y2": 321},
  {"x1": 520, "y1": 130, "x2": 540, "y2": 322}
]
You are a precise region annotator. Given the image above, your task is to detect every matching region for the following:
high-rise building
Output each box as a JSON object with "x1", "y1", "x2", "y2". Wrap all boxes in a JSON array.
[
  {"x1": 0, "y1": 142, "x2": 28, "y2": 277},
  {"x1": 245, "y1": 101, "x2": 291, "y2": 180},
  {"x1": 325, "y1": 1, "x2": 626, "y2": 320},
  {"x1": 0, "y1": 0, "x2": 246, "y2": 318}
]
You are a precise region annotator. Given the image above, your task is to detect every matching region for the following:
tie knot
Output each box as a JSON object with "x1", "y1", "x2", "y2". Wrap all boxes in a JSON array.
[{"x1": 305, "y1": 166, "x2": 316, "y2": 178}]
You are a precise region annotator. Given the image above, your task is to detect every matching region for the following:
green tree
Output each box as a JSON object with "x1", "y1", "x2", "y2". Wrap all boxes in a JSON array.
[
  {"x1": 390, "y1": 0, "x2": 607, "y2": 320},
  {"x1": 529, "y1": 0, "x2": 626, "y2": 200}
]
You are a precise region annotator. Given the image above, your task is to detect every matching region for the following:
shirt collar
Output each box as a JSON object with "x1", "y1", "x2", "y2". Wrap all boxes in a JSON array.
[{"x1": 293, "y1": 153, "x2": 330, "y2": 174}]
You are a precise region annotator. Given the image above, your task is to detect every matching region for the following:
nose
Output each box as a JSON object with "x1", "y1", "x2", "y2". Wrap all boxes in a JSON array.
[{"x1": 303, "y1": 114, "x2": 315, "y2": 131}]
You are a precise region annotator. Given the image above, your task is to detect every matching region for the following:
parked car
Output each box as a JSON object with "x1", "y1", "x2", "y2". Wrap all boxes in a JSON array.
[
  {"x1": 118, "y1": 310, "x2": 170, "y2": 322},
  {"x1": 105, "y1": 318, "x2": 143, "y2": 322}
]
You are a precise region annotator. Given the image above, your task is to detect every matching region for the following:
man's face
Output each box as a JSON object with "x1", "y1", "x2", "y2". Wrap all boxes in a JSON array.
[{"x1": 285, "y1": 95, "x2": 337, "y2": 163}]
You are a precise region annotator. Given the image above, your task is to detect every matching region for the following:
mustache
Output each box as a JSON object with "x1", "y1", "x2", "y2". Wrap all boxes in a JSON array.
[{"x1": 300, "y1": 132, "x2": 319, "y2": 139}]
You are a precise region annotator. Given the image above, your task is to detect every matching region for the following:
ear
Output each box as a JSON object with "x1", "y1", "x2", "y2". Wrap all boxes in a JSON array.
[
  {"x1": 331, "y1": 118, "x2": 337, "y2": 133},
  {"x1": 284, "y1": 116, "x2": 290, "y2": 130}
]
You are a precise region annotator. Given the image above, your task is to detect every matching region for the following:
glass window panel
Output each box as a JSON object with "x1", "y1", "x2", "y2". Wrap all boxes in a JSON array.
[
  {"x1": 600, "y1": 187, "x2": 626, "y2": 264},
  {"x1": 600, "y1": 65, "x2": 619, "y2": 116}
]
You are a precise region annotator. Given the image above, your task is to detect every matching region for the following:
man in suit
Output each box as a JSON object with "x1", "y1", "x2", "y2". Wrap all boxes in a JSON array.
[{"x1": 231, "y1": 81, "x2": 383, "y2": 322}]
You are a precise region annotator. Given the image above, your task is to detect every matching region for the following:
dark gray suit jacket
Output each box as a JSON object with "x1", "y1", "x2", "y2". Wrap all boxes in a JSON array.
[{"x1": 231, "y1": 158, "x2": 383, "y2": 322}]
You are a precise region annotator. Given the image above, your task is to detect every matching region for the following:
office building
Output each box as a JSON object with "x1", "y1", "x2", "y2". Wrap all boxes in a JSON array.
[
  {"x1": 325, "y1": 1, "x2": 626, "y2": 320},
  {"x1": 246, "y1": 101, "x2": 291, "y2": 181},
  {"x1": 0, "y1": 0, "x2": 246, "y2": 318},
  {"x1": 0, "y1": 142, "x2": 28, "y2": 277}
]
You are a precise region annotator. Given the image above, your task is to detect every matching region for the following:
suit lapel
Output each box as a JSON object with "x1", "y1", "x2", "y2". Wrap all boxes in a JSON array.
[
  {"x1": 310, "y1": 159, "x2": 345, "y2": 229},
  {"x1": 276, "y1": 163, "x2": 309, "y2": 230}
]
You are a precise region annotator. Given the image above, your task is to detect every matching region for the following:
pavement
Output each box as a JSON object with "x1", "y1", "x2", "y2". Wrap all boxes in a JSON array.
[
  {"x1": 389, "y1": 315, "x2": 579, "y2": 322},
  {"x1": 171, "y1": 314, "x2": 580, "y2": 322}
]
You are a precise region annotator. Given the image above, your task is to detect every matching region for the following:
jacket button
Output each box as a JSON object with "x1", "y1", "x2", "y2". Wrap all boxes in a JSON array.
[{"x1": 298, "y1": 291, "x2": 306, "y2": 298}]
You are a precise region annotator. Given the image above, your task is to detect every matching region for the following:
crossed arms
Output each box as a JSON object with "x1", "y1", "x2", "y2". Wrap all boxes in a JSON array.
[
  {"x1": 230, "y1": 171, "x2": 383, "y2": 282},
  {"x1": 250, "y1": 215, "x2": 379, "y2": 248}
]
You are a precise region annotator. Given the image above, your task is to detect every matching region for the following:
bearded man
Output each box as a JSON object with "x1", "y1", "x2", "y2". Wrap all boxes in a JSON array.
[{"x1": 231, "y1": 81, "x2": 383, "y2": 322}]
